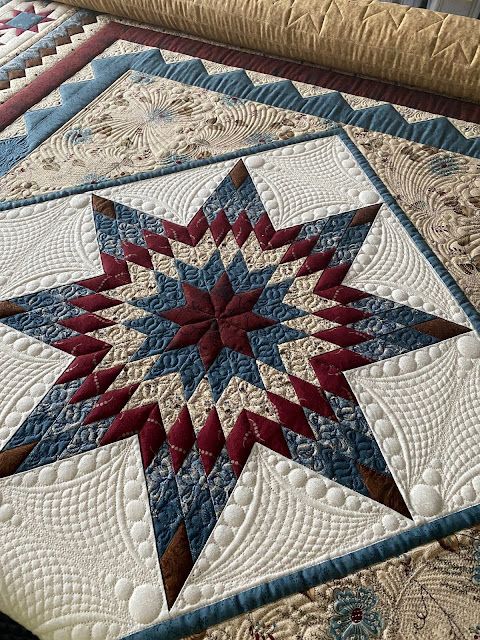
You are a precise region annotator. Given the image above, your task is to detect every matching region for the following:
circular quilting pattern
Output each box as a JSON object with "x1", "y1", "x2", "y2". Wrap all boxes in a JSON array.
[
  {"x1": 115, "y1": 578, "x2": 134, "y2": 601},
  {"x1": 223, "y1": 504, "x2": 245, "y2": 527},
  {"x1": 326, "y1": 486, "x2": 346, "y2": 507},
  {"x1": 213, "y1": 524, "x2": 234, "y2": 547},
  {"x1": 70, "y1": 193, "x2": 91, "y2": 209},
  {"x1": 358, "y1": 189, "x2": 378, "y2": 205},
  {"x1": 245, "y1": 155, "x2": 265, "y2": 169},
  {"x1": 128, "y1": 584, "x2": 163, "y2": 624},
  {"x1": 71, "y1": 625, "x2": 91, "y2": 640},
  {"x1": 410, "y1": 483, "x2": 443, "y2": 518},
  {"x1": 0, "y1": 503, "x2": 13, "y2": 522},
  {"x1": 233, "y1": 485, "x2": 252, "y2": 506},
  {"x1": 457, "y1": 334, "x2": 480, "y2": 359},
  {"x1": 305, "y1": 477, "x2": 327, "y2": 500},
  {"x1": 182, "y1": 584, "x2": 202, "y2": 606},
  {"x1": 288, "y1": 468, "x2": 308, "y2": 488}
]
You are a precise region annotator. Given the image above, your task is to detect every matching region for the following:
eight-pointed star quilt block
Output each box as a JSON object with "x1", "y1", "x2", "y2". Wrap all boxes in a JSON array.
[{"x1": 0, "y1": 124, "x2": 479, "y2": 640}]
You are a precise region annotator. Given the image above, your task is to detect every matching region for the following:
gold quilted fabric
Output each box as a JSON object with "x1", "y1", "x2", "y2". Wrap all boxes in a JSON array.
[{"x1": 67, "y1": 0, "x2": 480, "y2": 103}]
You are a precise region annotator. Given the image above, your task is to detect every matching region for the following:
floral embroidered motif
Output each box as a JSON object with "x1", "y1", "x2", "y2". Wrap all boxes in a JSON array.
[
  {"x1": 1, "y1": 158, "x2": 471, "y2": 607},
  {"x1": 471, "y1": 624, "x2": 480, "y2": 640},
  {"x1": 346, "y1": 126, "x2": 480, "y2": 311},
  {"x1": 249, "y1": 621, "x2": 276, "y2": 640},
  {"x1": 330, "y1": 588, "x2": 383, "y2": 640},
  {"x1": 64, "y1": 127, "x2": 93, "y2": 145},
  {"x1": 473, "y1": 542, "x2": 480, "y2": 584},
  {"x1": 0, "y1": 71, "x2": 332, "y2": 200},
  {"x1": 427, "y1": 154, "x2": 461, "y2": 177},
  {"x1": 187, "y1": 527, "x2": 480, "y2": 640}
]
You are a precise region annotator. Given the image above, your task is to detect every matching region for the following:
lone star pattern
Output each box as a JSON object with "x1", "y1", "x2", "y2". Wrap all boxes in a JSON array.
[
  {"x1": 0, "y1": 160, "x2": 469, "y2": 605},
  {"x1": 163, "y1": 276, "x2": 274, "y2": 369}
]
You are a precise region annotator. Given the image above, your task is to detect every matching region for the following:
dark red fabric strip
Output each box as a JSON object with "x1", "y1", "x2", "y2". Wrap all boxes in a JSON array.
[
  {"x1": 0, "y1": 22, "x2": 129, "y2": 131},
  {"x1": 1, "y1": 19, "x2": 478, "y2": 133},
  {"x1": 121, "y1": 24, "x2": 480, "y2": 123}
]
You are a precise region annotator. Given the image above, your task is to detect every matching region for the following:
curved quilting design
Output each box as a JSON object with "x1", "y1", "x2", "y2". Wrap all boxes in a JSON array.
[
  {"x1": 347, "y1": 126, "x2": 480, "y2": 311},
  {"x1": 0, "y1": 194, "x2": 102, "y2": 299},
  {"x1": 0, "y1": 438, "x2": 166, "y2": 638},
  {"x1": 244, "y1": 137, "x2": 380, "y2": 229},
  {"x1": 172, "y1": 444, "x2": 412, "y2": 614},
  {"x1": 344, "y1": 205, "x2": 471, "y2": 328},
  {"x1": 0, "y1": 325, "x2": 73, "y2": 450},
  {"x1": 100, "y1": 160, "x2": 235, "y2": 225},
  {"x1": 346, "y1": 333, "x2": 480, "y2": 523}
]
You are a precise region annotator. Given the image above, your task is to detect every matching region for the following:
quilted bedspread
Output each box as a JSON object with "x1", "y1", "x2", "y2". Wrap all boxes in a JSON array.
[{"x1": 0, "y1": 2, "x2": 480, "y2": 639}]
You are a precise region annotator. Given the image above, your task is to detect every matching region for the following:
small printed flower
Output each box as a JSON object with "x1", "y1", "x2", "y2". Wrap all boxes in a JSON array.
[
  {"x1": 130, "y1": 71, "x2": 156, "y2": 85},
  {"x1": 146, "y1": 107, "x2": 174, "y2": 124},
  {"x1": 245, "y1": 131, "x2": 275, "y2": 147},
  {"x1": 64, "y1": 127, "x2": 93, "y2": 145},
  {"x1": 218, "y1": 94, "x2": 242, "y2": 107},
  {"x1": 473, "y1": 542, "x2": 480, "y2": 584},
  {"x1": 329, "y1": 587, "x2": 383, "y2": 640},
  {"x1": 427, "y1": 154, "x2": 460, "y2": 177},
  {"x1": 470, "y1": 624, "x2": 480, "y2": 640},
  {"x1": 248, "y1": 621, "x2": 276, "y2": 640},
  {"x1": 41, "y1": 156, "x2": 61, "y2": 171},
  {"x1": 83, "y1": 172, "x2": 109, "y2": 184}
]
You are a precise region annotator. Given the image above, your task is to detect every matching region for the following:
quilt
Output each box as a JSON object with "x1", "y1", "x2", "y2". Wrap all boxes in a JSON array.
[{"x1": 0, "y1": 2, "x2": 479, "y2": 639}]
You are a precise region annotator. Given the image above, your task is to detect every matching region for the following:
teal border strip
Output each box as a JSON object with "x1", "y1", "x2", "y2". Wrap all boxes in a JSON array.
[
  {"x1": 126, "y1": 502, "x2": 480, "y2": 640},
  {"x1": 0, "y1": 128, "x2": 341, "y2": 211},
  {"x1": 339, "y1": 129, "x2": 480, "y2": 335},
  {"x1": 0, "y1": 44, "x2": 479, "y2": 204},
  {"x1": 120, "y1": 128, "x2": 480, "y2": 640}
]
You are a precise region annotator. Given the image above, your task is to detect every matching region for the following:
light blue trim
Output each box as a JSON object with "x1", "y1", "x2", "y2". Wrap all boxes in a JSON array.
[
  {"x1": 126, "y1": 503, "x2": 480, "y2": 639},
  {"x1": 1, "y1": 43, "x2": 479, "y2": 184},
  {"x1": 0, "y1": 128, "x2": 341, "y2": 211},
  {"x1": 0, "y1": 9, "x2": 96, "y2": 78},
  {"x1": 118, "y1": 129, "x2": 480, "y2": 640},
  {"x1": 0, "y1": 46, "x2": 478, "y2": 639},
  {"x1": 1, "y1": 49, "x2": 165, "y2": 172},
  {"x1": 338, "y1": 129, "x2": 480, "y2": 334}
]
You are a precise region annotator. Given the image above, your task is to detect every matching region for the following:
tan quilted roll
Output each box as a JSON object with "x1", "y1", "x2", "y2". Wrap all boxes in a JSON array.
[{"x1": 69, "y1": 0, "x2": 480, "y2": 103}]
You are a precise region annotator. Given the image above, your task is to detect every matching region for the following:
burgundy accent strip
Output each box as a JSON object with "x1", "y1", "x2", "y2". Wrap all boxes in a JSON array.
[
  {"x1": 121, "y1": 241, "x2": 154, "y2": 269},
  {"x1": 267, "y1": 391, "x2": 316, "y2": 439},
  {"x1": 83, "y1": 383, "x2": 140, "y2": 425},
  {"x1": 118, "y1": 25, "x2": 480, "y2": 122},
  {"x1": 55, "y1": 347, "x2": 111, "y2": 383},
  {"x1": 226, "y1": 410, "x2": 291, "y2": 476},
  {"x1": 101, "y1": 403, "x2": 166, "y2": 468},
  {"x1": 70, "y1": 365, "x2": 124, "y2": 404},
  {"x1": 3, "y1": 19, "x2": 478, "y2": 137},
  {"x1": 59, "y1": 313, "x2": 116, "y2": 333},
  {"x1": 197, "y1": 408, "x2": 225, "y2": 476},
  {"x1": 0, "y1": 22, "x2": 129, "y2": 131},
  {"x1": 314, "y1": 326, "x2": 371, "y2": 347},
  {"x1": 168, "y1": 406, "x2": 196, "y2": 473}
]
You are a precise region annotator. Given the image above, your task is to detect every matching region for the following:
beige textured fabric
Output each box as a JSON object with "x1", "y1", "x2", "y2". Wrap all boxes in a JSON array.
[
  {"x1": 67, "y1": 0, "x2": 480, "y2": 103},
  {"x1": 184, "y1": 526, "x2": 480, "y2": 639}
]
